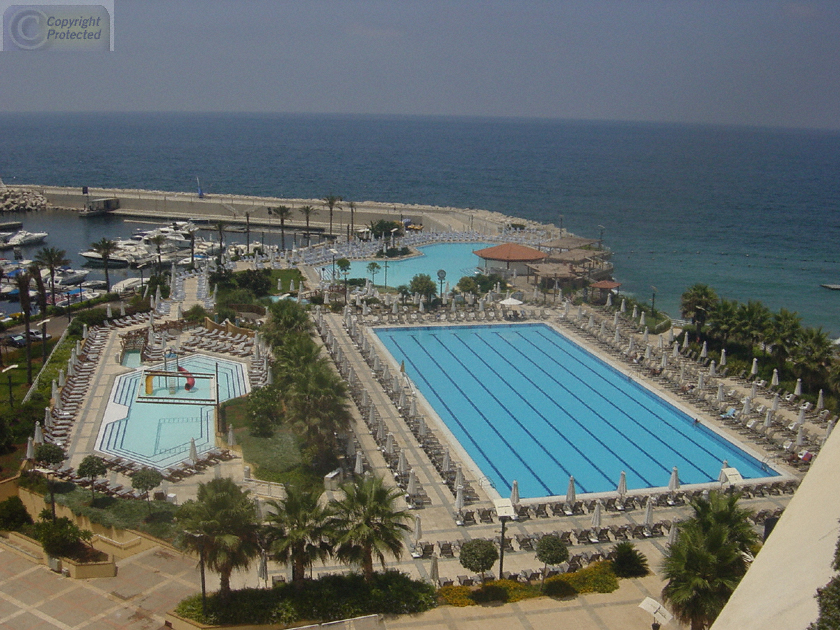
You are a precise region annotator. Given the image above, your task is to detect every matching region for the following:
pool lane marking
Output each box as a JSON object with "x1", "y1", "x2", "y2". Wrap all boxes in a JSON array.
[
  {"x1": 527, "y1": 326, "x2": 744, "y2": 479},
  {"x1": 462, "y1": 331, "x2": 637, "y2": 490},
  {"x1": 388, "y1": 332, "x2": 553, "y2": 495}
]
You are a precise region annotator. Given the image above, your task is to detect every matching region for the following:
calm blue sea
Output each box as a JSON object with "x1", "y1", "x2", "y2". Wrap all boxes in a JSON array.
[{"x1": 0, "y1": 113, "x2": 838, "y2": 334}]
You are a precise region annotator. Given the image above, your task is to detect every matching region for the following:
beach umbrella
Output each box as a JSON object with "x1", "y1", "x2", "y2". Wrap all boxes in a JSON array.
[
  {"x1": 354, "y1": 451, "x2": 364, "y2": 475},
  {"x1": 709, "y1": 360, "x2": 716, "y2": 377},
  {"x1": 658, "y1": 334, "x2": 664, "y2": 350},
  {"x1": 817, "y1": 390, "x2": 825, "y2": 411},
  {"x1": 588, "y1": 314, "x2": 595, "y2": 330},
  {"x1": 720, "y1": 348, "x2": 727, "y2": 366},
  {"x1": 613, "y1": 312, "x2": 619, "y2": 327},
  {"x1": 605, "y1": 293, "x2": 612, "y2": 308},
  {"x1": 764, "y1": 410, "x2": 774, "y2": 430},
  {"x1": 826, "y1": 418, "x2": 835, "y2": 441},
  {"x1": 455, "y1": 485, "x2": 465, "y2": 513},
  {"x1": 682, "y1": 333, "x2": 690, "y2": 350},
  {"x1": 361, "y1": 388, "x2": 369, "y2": 409},
  {"x1": 25, "y1": 436, "x2": 34, "y2": 460},
  {"x1": 631, "y1": 305, "x2": 638, "y2": 319},
  {"x1": 54, "y1": 396, "x2": 62, "y2": 413},
  {"x1": 590, "y1": 499, "x2": 603, "y2": 530},
  {"x1": 742, "y1": 398, "x2": 752, "y2": 415},
  {"x1": 668, "y1": 467, "x2": 680, "y2": 493},
  {"x1": 34, "y1": 422, "x2": 44, "y2": 445},
  {"x1": 413, "y1": 515, "x2": 422, "y2": 544},
  {"x1": 407, "y1": 470, "x2": 417, "y2": 497},
  {"x1": 668, "y1": 328, "x2": 675, "y2": 343},
  {"x1": 772, "y1": 393, "x2": 780, "y2": 412},
  {"x1": 106, "y1": 303, "x2": 112, "y2": 319},
  {"x1": 796, "y1": 425, "x2": 806, "y2": 447},
  {"x1": 644, "y1": 345, "x2": 652, "y2": 361},
  {"x1": 616, "y1": 471, "x2": 627, "y2": 498},
  {"x1": 398, "y1": 450, "x2": 408, "y2": 475},
  {"x1": 451, "y1": 299, "x2": 457, "y2": 313},
  {"x1": 751, "y1": 358, "x2": 759, "y2": 376},
  {"x1": 566, "y1": 476, "x2": 576, "y2": 504},
  {"x1": 189, "y1": 437, "x2": 198, "y2": 464},
  {"x1": 798, "y1": 407, "x2": 806, "y2": 426},
  {"x1": 82, "y1": 323, "x2": 88, "y2": 339},
  {"x1": 175, "y1": 303, "x2": 182, "y2": 319},
  {"x1": 718, "y1": 460, "x2": 729, "y2": 483},
  {"x1": 418, "y1": 416, "x2": 428, "y2": 439},
  {"x1": 717, "y1": 383, "x2": 725, "y2": 403},
  {"x1": 564, "y1": 301, "x2": 570, "y2": 317},
  {"x1": 409, "y1": 397, "x2": 417, "y2": 417},
  {"x1": 393, "y1": 374, "x2": 402, "y2": 394},
  {"x1": 643, "y1": 327, "x2": 649, "y2": 344},
  {"x1": 643, "y1": 497, "x2": 654, "y2": 527},
  {"x1": 369, "y1": 405, "x2": 377, "y2": 428},
  {"x1": 700, "y1": 341, "x2": 707, "y2": 358},
  {"x1": 613, "y1": 327, "x2": 620, "y2": 345},
  {"x1": 455, "y1": 465, "x2": 464, "y2": 489},
  {"x1": 373, "y1": 355, "x2": 380, "y2": 372},
  {"x1": 668, "y1": 521, "x2": 679, "y2": 546},
  {"x1": 510, "y1": 480, "x2": 520, "y2": 506},
  {"x1": 698, "y1": 373, "x2": 705, "y2": 390},
  {"x1": 120, "y1": 302, "x2": 126, "y2": 317},
  {"x1": 620, "y1": 299, "x2": 626, "y2": 314},
  {"x1": 672, "y1": 342, "x2": 679, "y2": 359},
  {"x1": 392, "y1": 301, "x2": 398, "y2": 315},
  {"x1": 627, "y1": 337, "x2": 635, "y2": 355},
  {"x1": 429, "y1": 556, "x2": 439, "y2": 586},
  {"x1": 441, "y1": 449, "x2": 451, "y2": 473},
  {"x1": 599, "y1": 321, "x2": 606, "y2": 337},
  {"x1": 750, "y1": 382, "x2": 758, "y2": 399},
  {"x1": 419, "y1": 300, "x2": 424, "y2": 314},
  {"x1": 639, "y1": 311, "x2": 646, "y2": 327},
  {"x1": 51, "y1": 379, "x2": 58, "y2": 402},
  {"x1": 398, "y1": 389, "x2": 406, "y2": 409},
  {"x1": 385, "y1": 433, "x2": 395, "y2": 457},
  {"x1": 771, "y1": 369, "x2": 779, "y2": 387},
  {"x1": 660, "y1": 354, "x2": 667, "y2": 369},
  {"x1": 795, "y1": 378, "x2": 802, "y2": 396},
  {"x1": 44, "y1": 407, "x2": 52, "y2": 430},
  {"x1": 257, "y1": 550, "x2": 268, "y2": 586}
]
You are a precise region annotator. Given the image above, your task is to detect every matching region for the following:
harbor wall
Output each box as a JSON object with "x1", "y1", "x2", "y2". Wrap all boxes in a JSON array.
[{"x1": 25, "y1": 186, "x2": 525, "y2": 237}]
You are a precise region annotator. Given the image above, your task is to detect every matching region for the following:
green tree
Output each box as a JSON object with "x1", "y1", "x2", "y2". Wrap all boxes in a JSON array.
[
  {"x1": 268, "y1": 205, "x2": 293, "y2": 252},
  {"x1": 323, "y1": 194, "x2": 342, "y2": 239},
  {"x1": 689, "y1": 491, "x2": 758, "y2": 553},
  {"x1": 367, "y1": 262, "x2": 381, "y2": 285},
  {"x1": 35, "y1": 515, "x2": 92, "y2": 558},
  {"x1": 680, "y1": 284, "x2": 718, "y2": 338},
  {"x1": 90, "y1": 238, "x2": 118, "y2": 292},
  {"x1": 459, "y1": 538, "x2": 499, "y2": 584},
  {"x1": 348, "y1": 201, "x2": 356, "y2": 236},
  {"x1": 767, "y1": 308, "x2": 803, "y2": 369},
  {"x1": 409, "y1": 274, "x2": 437, "y2": 304},
  {"x1": 0, "y1": 496, "x2": 33, "y2": 531},
  {"x1": 77, "y1": 455, "x2": 107, "y2": 504},
  {"x1": 15, "y1": 271, "x2": 33, "y2": 383},
  {"x1": 34, "y1": 443, "x2": 66, "y2": 522},
  {"x1": 34, "y1": 247, "x2": 70, "y2": 306},
  {"x1": 456, "y1": 276, "x2": 479, "y2": 295},
  {"x1": 535, "y1": 533, "x2": 569, "y2": 589},
  {"x1": 131, "y1": 467, "x2": 164, "y2": 515},
  {"x1": 299, "y1": 205, "x2": 317, "y2": 246},
  {"x1": 214, "y1": 221, "x2": 226, "y2": 262},
  {"x1": 794, "y1": 327, "x2": 834, "y2": 392},
  {"x1": 611, "y1": 541, "x2": 650, "y2": 578},
  {"x1": 330, "y1": 475, "x2": 412, "y2": 583},
  {"x1": 707, "y1": 299, "x2": 739, "y2": 345},
  {"x1": 397, "y1": 285, "x2": 411, "y2": 306},
  {"x1": 247, "y1": 384, "x2": 282, "y2": 437},
  {"x1": 263, "y1": 486, "x2": 333, "y2": 588},
  {"x1": 175, "y1": 478, "x2": 260, "y2": 597},
  {"x1": 369, "y1": 219, "x2": 403, "y2": 239},
  {"x1": 734, "y1": 300, "x2": 771, "y2": 348},
  {"x1": 28, "y1": 263, "x2": 48, "y2": 318},
  {"x1": 149, "y1": 234, "x2": 166, "y2": 275},
  {"x1": 336, "y1": 258, "x2": 351, "y2": 303}
]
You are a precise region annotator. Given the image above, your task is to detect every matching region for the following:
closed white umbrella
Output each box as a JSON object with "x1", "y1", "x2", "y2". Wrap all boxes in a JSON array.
[
  {"x1": 605, "y1": 293, "x2": 612, "y2": 308},
  {"x1": 51, "y1": 379, "x2": 58, "y2": 402},
  {"x1": 750, "y1": 382, "x2": 758, "y2": 399},
  {"x1": 564, "y1": 300, "x2": 570, "y2": 317},
  {"x1": 385, "y1": 432, "x2": 395, "y2": 457},
  {"x1": 639, "y1": 311, "x2": 646, "y2": 327},
  {"x1": 771, "y1": 368, "x2": 779, "y2": 387},
  {"x1": 658, "y1": 334, "x2": 664, "y2": 350},
  {"x1": 764, "y1": 410, "x2": 774, "y2": 430},
  {"x1": 376, "y1": 419, "x2": 385, "y2": 442},
  {"x1": 566, "y1": 475, "x2": 576, "y2": 504},
  {"x1": 44, "y1": 407, "x2": 53, "y2": 430},
  {"x1": 455, "y1": 485, "x2": 465, "y2": 513},
  {"x1": 772, "y1": 393, "x2": 780, "y2": 412},
  {"x1": 429, "y1": 556, "x2": 439, "y2": 586},
  {"x1": 455, "y1": 465, "x2": 464, "y2": 489},
  {"x1": 106, "y1": 303, "x2": 112, "y2": 319},
  {"x1": 614, "y1": 327, "x2": 620, "y2": 345},
  {"x1": 510, "y1": 480, "x2": 520, "y2": 506},
  {"x1": 34, "y1": 422, "x2": 43, "y2": 445},
  {"x1": 645, "y1": 345, "x2": 652, "y2": 361},
  {"x1": 643, "y1": 327, "x2": 649, "y2": 344},
  {"x1": 120, "y1": 302, "x2": 126, "y2": 317},
  {"x1": 795, "y1": 425, "x2": 806, "y2": 448},
  {"x1": 795, "y1": 378, "x2": 802, "y2": 396},
  {"x1": 643, "y1": 496, "x2": 654, "y2": 527},
  {"x1": 354, "y1": 451, "x2": 364, "y2": 475},
  {"x1": 25, "y1": 436, "x2": 34, "y2": 460},
  {"x1": 189, "y1": 437, "x2": 198, "y2": 464},
  {"x1": 660, "y1": 354, "x2": 668, "y2": 369},
  {"x1": 590, "y1": 499, "x2": 603, "y2": 529},
  {"x1": 668, "y1": 467, "x2": 680, "y2": 493},
  {"x1": 717, "y1": 383, "x2": 725, "y2": 403},
  {"x1": 451, "y1": 298, "x2": 457, "y2": 313},
  {"x1": 632, "y1": 305, "x2": 638, "y2": 319},
  {"x1": 826, "y1": 418, "x2": 835, "y2": 440},
  {"x1": 743, "y1": 397, "x2": 752, "y2": 415},
  {"x1": 407, "y1": 470, "x2": 418, "y2": 497},
  {"x1": 588, "y1": 314, "x2": 595, "y2": 330},
  {"x1": 398, "y1": 450, "x2": 408, "y2": 475},
  {"x1": 682, "y1": 333, "x2": 690, "y2": 350},
  {"x1": 613, "y1": 312, "x2": 619, "y2": 327},
  {"x1": 698, "y1": 373, "x2": 705, "y2": 390},
  {"x1": 616, "y1": 471, "x2": 627, "y2": 498},
  {"x1": 627, "y1": 337, "x2": 635, "y2": 355},
  {"x1": 620, "y1": 298, "x2": 626, "y2": 314},
  {"x1": 398, "y1": 389, "x2": 406, "y2": 409},
  {"x1": 672, "y1": 342, "x2": 680, "y2": 358},
  {"x1": 798, "y1": 407, "x2": 807, "y2": 426},
  {"x1": 668, "y1": 520, "x2": 679, "y2": 546},
  {"x1": 700, "y1": 341, "x2": 707, "y2": 358},
  {"x1": 409, "y1": 397, "x2": 417, "y2": 417},
  {"x1": 720, "y1": 348, "x2": 727, "y2": 366},
  {"x1": 709, "y1": 360, "x2": 716, "y2": 377},
  {"x1": 751, "y1": 358, "x2": 759, "y2": 376},
  {"x1": 419, "y1": 300, "x2": 425, "y2": 314},
  {"x1": 441, "y1": 449, "x2": 451, "y2": 473},
  {"x1": 414, "y1": 516, "x2": 422, "y2": 544},
  {"x1": 817, "y1": 389, "x2": 825, "y2": 411},
  {"x1": 382, "y1": 364, "x2": 391, "y2": 383},
  {"x1": 599, "y1": 321, "x2": 606, "y2": 337},
  {"x1": 418, "y1": 416, "x2": 427, "y2": 439}
]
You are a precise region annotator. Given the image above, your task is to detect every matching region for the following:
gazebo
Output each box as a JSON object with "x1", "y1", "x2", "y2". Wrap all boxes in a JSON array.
[
  {"x1": 590, "y1": 279, "x2": 621, "y2": 304},
  {"x1": 473, "y1": 243, "x2": 547, "y2": 277}
]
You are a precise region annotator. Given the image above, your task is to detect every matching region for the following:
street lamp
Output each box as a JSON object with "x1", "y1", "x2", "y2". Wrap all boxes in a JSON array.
[
  {"x1": 383, "y1": 260, "x2": 389, "y2": 289},
  {"x1": 185, "y1": 530, "x2": 207, "y2": 616},
  {"x1": 40, "y1": 319, "x2": 51, "y2": 368},
  {"x1": 330, "y1": 249, "x2": 338, "y2": 283},
  {"x1": 3, "y1": 364, "x2": 18, "y2": 409},
  {"x1": 494, "y1": 498, "x2": 516, "y2": 579}
]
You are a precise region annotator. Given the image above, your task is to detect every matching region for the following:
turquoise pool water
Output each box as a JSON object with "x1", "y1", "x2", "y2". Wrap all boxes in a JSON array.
[
  {"x1": 96, "y1": 354, "x2": 249, "y2": 470},
  {"x1": 323, "y1": 242, "x2": 489, "y2": 287},
  {"x1": 121, "y1": 351, "x2": 142, "y2": 368},
  {"x1": 376, "y1": 323, "x2": 778, "y2": 499}
]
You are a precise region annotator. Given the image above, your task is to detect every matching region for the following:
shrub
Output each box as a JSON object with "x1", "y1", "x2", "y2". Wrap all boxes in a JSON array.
[
  {"x1": 543, "y1": 575, "x2": 578, "y2": 598},
  {"x1": 0, "y1": 496, "x2": 33, "y2": 531},
  {"x1": 438, "y1": 585, "x2": 475, "y2": 607},
  {"x1": 459, "y1": 538, "x2": 498, "y2": 582},
  {"x1": 611, "y1": 541, "x2": 650, "y2": 578},
  {"x1": 35, "y1": 516, "x2": 92, "y2": 558},
  {"x1": 558, "y1": 561, "x2": 619, "y2": 594}
]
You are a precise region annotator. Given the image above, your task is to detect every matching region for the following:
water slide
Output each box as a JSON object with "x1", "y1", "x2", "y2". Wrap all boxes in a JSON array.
[
  {"x1": 145, "y1": 373, "x2": 154, "y2": 395},
  {"x1": 178, "y1": 365, "x2": 195, "y2": 391}
]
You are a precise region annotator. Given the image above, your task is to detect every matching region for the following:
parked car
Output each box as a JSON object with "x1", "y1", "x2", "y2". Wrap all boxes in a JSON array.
[
  {"x1": 27, "y1": 330, "x2": 52, "y2": 343},
  {"x1": 5, "y1": 334, "x2": 27, "y2": 347}
]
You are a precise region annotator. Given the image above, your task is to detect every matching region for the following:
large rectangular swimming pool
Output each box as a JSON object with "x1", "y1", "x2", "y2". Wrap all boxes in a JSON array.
[{"x1": 376, "y1": 323, "x2": 777, "y2": 499}]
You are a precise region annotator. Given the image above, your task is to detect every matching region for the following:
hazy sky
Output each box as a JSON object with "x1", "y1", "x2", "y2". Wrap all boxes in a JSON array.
[{"x1": 2, "y1": 0, "x2": 839, "y2": 129}]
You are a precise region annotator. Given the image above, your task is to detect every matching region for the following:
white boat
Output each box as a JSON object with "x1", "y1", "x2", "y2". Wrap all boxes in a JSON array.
[
  {"x1": 111, "y1": 277, "x2": 145, "y2": 294},
  {"x1": 54, "y1": 288, "x2": 103, "y2": 308},
  {"x1": 43, "y1": 267, "x2": 89, "y2": 286},
  {"x1": 6, "y1": 230, "x2": 48, "y2": 247}
]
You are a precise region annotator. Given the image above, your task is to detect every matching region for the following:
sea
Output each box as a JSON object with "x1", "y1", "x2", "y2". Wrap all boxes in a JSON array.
[{"x1": 0, "y1": 113, "x2": 838, "y2": 335}]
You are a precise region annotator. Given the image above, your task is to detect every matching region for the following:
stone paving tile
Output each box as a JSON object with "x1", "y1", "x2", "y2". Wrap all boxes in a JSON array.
[{"x1": 39, "y1": 588, "x2": 117, "y2": 627}]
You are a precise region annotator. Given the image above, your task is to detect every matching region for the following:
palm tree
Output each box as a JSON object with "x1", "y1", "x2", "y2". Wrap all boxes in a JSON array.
[
  {"x1": 680, "y1": 284, "x2": 718, "y2": 339},
  {"x1": 175, "y1": 477, "x2": 260, "y2": 598},
  {"x1": 299, "y1": 206, "x2": 317, "y2": 246},
  {"x1": 688, "y1": 491, "x2": 757, "y2": 553},
  {"x1": 349, "y1": 201, "x2": 356, "y2": 238},
  {"x1": 28, "y1": 263, "x2": 48, "y2": 318},
  {"x1": 707, "y1": 299, "x2": 739, "y2": 345},
  {"x1": 263, "y1": 487, "x2": 333, "y2": 588},
  {"x1": 662, "y1": 523, "x2": 748, "y2": 630},
  {"x1": 767, "y1": 308, "x2": 802, "y2": 369},
  {"x1": 148, "y1": 234, "x2": 166, "y2": 275},
  {"x1": 213, "y1": 221, "x2": 226, "y2": 263},
  {"x1": 734, "y1": 300, "x2": 771, "y2": 349},
  {"x1": 323, "y1": 195, "x2": 342, "y2": 239},
  {"x1": 367, "y1": 262, "x2": 381, "y2": 285},
  {"x1": 15, "y1": 271, "x2": 33, "y2": 383},
  {"x1": 90, "y1": 238, "x2": 118, "y2": 292},
  {"x1": 34, "y1": 247, "x2": 69, "y2": 306},
  {"x1": 330, "y1": 475, "x2": 412, "y2": 583},
  {"x1": 284, "y1": 361, "x2": 350, "y2": 457},
  {"x1": 270, "y1": 205, "x2": 292, "y2": 251},
  {"x1": 794, "y1": 327, "x2": 834, "y2": 392}
]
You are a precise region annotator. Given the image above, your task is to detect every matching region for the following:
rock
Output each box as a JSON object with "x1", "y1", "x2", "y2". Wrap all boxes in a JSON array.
[{"x1": 0, "y1": 188, "x2": 47, "y2": 213}]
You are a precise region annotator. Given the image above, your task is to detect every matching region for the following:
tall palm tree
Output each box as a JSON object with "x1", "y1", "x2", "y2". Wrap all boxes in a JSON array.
[
  {"x1": 688, "y1": 491, "x2": 757, "y2": 553},
  {"x1": 175, "y1": 477, "x2": 260, "y2": 598},
  {"x1": 34, "y1": 247, "x2": 69, "y2": 306},
  {"x1": 14, "y1": 271, "x2": 33, "y2": 383},
  {"x1": 299, "y1": 206, "x2": 317, "y2": 246},
  {"x1": 148, "y1": 234, "x2": 166, "y2": 275},
  {"x1": 269, "y1": 205, "x2": 293, "y2": 251},
  {"x1": 349, "y1": 201, "x2": 356, "y2": 238},
  {"x1": 263, "y1": 487, "x2": 333, "y2": 588},
  {"x1": 323, "y1": 194, "x2": 342, "y2": 239},
  {"x1": 734, "y1": 300, "x2": 771, "y2": 349},
  {"x1": 330, "y1": 475, "x2": 412, "y2": 583},
  {"x1": 213, "y1": 221, "x2": 226, "y2": 263},
  {"x1": 767, "y1": 308, "x2": 803, "y2": 369},
  {"x1": 680, "y1": 284, "x2": 718, "y2": 339},
  {"x1": 707, "y1": 299, "x2": 738, "y2": 345},
  {"x1": 662, "y1": 523, "x2": 748, "y2": 630},
  {"x1": 28, "y1": 263, "x2": 48, "y2": 318},
  {"x1": 794, "y1": 327, "x2": 834, "y2": 392},
  {"x1": 285, "y1": 361, "x2": 350, "y2": 457},
  {"x1": 90, "y1": 238, "x2": 118, "y2": 292}
]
